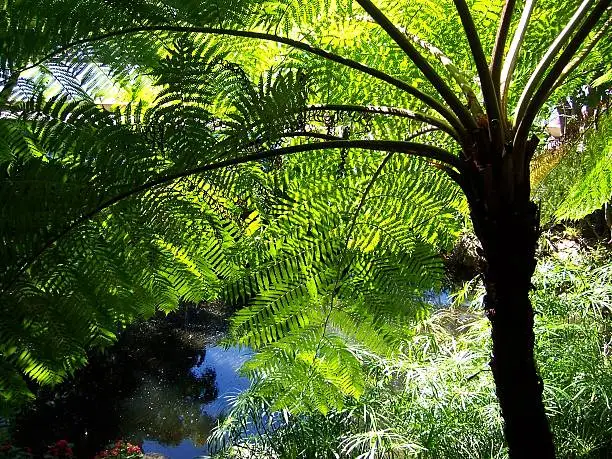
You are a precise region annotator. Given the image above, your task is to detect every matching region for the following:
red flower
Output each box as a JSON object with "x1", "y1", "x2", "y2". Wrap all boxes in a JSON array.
[
  {"x1": 65, "y1": 447, "x2": 73, "y2": 457},
  {"x1": 55, "y1": 440, "x2": 69, "y2": 449},
  {"x1": 25, "y1": 447, "x2": 33, "y2": 454},
  {"x1": 127, "y1": 445, "x2": 141, "y2": 454}
]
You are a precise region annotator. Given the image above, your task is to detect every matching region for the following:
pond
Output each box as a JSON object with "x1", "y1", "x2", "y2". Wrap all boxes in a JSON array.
[
  {"x1": 13, "y1": 308, "x2": 252, "y2": 458},
  {"x1": 137, "y1": 346, "x2": 252, "y2": 458}
]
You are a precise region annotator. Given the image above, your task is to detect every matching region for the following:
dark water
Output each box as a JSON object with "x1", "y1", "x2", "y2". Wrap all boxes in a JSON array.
[{"x1": 13, "y1": 314, "x2": 251, "y2": 458}]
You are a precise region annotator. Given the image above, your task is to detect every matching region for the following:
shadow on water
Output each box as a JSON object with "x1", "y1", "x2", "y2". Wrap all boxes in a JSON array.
[{"x1": 13, "y1": 306, "x2": 251, "y2": 458}]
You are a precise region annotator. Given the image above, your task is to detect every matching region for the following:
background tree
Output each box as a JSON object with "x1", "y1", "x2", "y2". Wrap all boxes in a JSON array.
[{"x1": 1, "y1": 0, "x2": 611, "y2": 457}]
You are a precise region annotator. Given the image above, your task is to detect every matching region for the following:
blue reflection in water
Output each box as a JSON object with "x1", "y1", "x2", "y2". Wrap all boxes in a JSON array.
[
  {"x1": 142, "y1": 346, "x2": 252, "y2": 458},
  {"x1": 194, "y1": 346, "x2": 253, "y2": 417}
]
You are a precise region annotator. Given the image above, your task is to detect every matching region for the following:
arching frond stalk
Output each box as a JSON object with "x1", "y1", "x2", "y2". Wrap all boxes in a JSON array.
[
  {"x1": 408, "y1": 34, "x2": 482, "y2": 114},
  {"x1": 354, "y1": 0, "x2": 478, "y2": 131},
  {"x1": 514, "y1": 0, "x2": 611, "y2": 159},
  {"x1": 250, "y1": 132, "x2": 345, "y2": 145},
  {"x1": 452, "y1": 0, "x2": 504, "y2": 151},
  {"x1": 491, "y1": 0, "x2": 517, "y2": 93},
  {"x1": 18, "y1": 26, "x2": 465, "y2": 136},
  {"x1": 4, "y1": 138, "x2": 462, "y2": 295},
  {"x1": 500, "y1": 0, "x2": 536, "y2": 115},
  {"x1": 545, "y1": 13, "x2": 612, "y2": 100},
  {"x1": 514, "y1": 0, "x2": 595, "y2": 124},
  {"x1": 305, "y1": 104, "x2": 459, "y2": 141}
]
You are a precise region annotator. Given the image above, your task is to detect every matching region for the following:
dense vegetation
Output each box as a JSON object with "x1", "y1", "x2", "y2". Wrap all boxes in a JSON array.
[
  {"x1": 211, "y1": 244, "x2": 612, "y2": 458},
  {"x1": 1, "y1": 0, "x2": 611, "y2": 457}
]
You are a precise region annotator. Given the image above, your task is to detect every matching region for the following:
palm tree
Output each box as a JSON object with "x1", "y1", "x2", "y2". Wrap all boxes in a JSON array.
[{"x1": 2, "y1": 0, "x2": 610, "y2": 456}]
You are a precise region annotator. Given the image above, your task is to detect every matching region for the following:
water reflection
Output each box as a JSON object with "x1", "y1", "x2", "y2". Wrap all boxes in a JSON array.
[
  {"x1": 194, "y1": 346, "x2": 252, "y2": 418},
  {"x1": 14, "y1": 316, "x2": 251, "y2": 458},
  {"x1": 142, "y1": 346, "x2": 252, "y2": 456}
]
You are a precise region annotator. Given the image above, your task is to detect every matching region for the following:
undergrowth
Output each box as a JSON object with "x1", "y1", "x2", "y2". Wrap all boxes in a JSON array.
[{"x1": 210, "y1": 244, "x2": 612, "y2": 458}]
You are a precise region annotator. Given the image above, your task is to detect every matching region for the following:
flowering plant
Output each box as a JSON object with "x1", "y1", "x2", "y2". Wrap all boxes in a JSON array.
[
  {"x1": 94, "y1": 441, "x2": 143, "y2": 459},
  {"x1": 44, "y1": 440, "x2": 74, "y2": 458}
]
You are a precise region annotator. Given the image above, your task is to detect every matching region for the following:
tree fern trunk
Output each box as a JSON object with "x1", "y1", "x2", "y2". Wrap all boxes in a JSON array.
[{"x1": 472, "y1": 200, "x2": 556, "y2": 458}]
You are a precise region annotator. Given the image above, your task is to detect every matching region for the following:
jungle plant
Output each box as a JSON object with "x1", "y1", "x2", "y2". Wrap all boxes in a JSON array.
[
  {"x1": 212, "y1": 248, "x2": 612, "y2": 458},
  {"x1": 1, "y1": 0, "x2": 611, "y2": 457}
]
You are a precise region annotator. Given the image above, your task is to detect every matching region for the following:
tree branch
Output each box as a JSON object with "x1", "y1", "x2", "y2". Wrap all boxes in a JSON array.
[
  {"x1": 514, "y1": 0, "x2": 594, "y2": 125},
  {"x1": 355, "y1": 0, "x2": 477, "y2": 131},
  {"x1": 2, "y1": 138, "x2": 463, "y2": 293},
  {"x1": 513, "y1": 0, "x2": 611, "y2": 160},
  {"x1": 17, "y1": 25, "x2": 466, "y2": 136},
  {"x1": 491, "y1": 0, "x2": 517, "y2": 94}
]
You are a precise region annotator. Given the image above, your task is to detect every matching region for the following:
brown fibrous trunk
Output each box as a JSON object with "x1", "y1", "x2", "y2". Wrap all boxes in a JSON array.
[{"x1": 471, "y1": 198, "x2": 555, "y2": 458}]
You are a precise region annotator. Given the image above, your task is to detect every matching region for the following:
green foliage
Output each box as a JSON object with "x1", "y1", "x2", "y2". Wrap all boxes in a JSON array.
[
  {"x1": 212, "y1": 247, "x2": 612, "y2": 458},
  {"x1": 0, "y1": 43, "x2": 261, "y2": 410},
  {"x1": 1, "y1": 0, "x2": 610, "y2": 444},
  {"x1": 535, "y1": 110, "x2": 612, "y2": 223},
  {"x1": 0, "y1": 20, "x2": 465, "y2": 416},
  {"x1": 222, "y1": 145, "x2": 464, "y2": 414}
]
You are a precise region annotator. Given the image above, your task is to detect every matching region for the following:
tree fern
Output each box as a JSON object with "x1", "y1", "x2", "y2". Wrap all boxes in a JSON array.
[
  {"x1": 0, "y1": 43, "x2": 268, "y2": 405},
  {"x1": 2, "y1": 0, "x2": 610, "y2": 453}
]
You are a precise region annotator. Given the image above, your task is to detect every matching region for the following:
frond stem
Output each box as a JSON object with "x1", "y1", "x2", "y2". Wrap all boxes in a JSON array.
[
  {"x1": 355, "y1": 0, "x2": 477, "y2": 131},
  {"x1": 545, "y1": 12, "x2": 611, "y2": 102},
  {"x1": 306, "y1": 104, "x2": 460, "y2": 141},
  {"x1": 513, "y1": 0, "x2": 611, "y2": 158},
  {"x1": 514, "y1": 0, "x2": 595, "y2": 125},
  {"x1": 276, "y1": 132, "x2": 343, "y2": 142},
  {"x1": 453, "y1": 0, "x2": 504, "y2": 147},
  {"x1": 18, "y1": 25, "x2": 466, "y2": 136},
  {"x1": 500, "y1": 0, "x2": 536, "y2": 115},
  {"x1": 491, "y1": 0, "x2": 517, "y2": 93}
]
